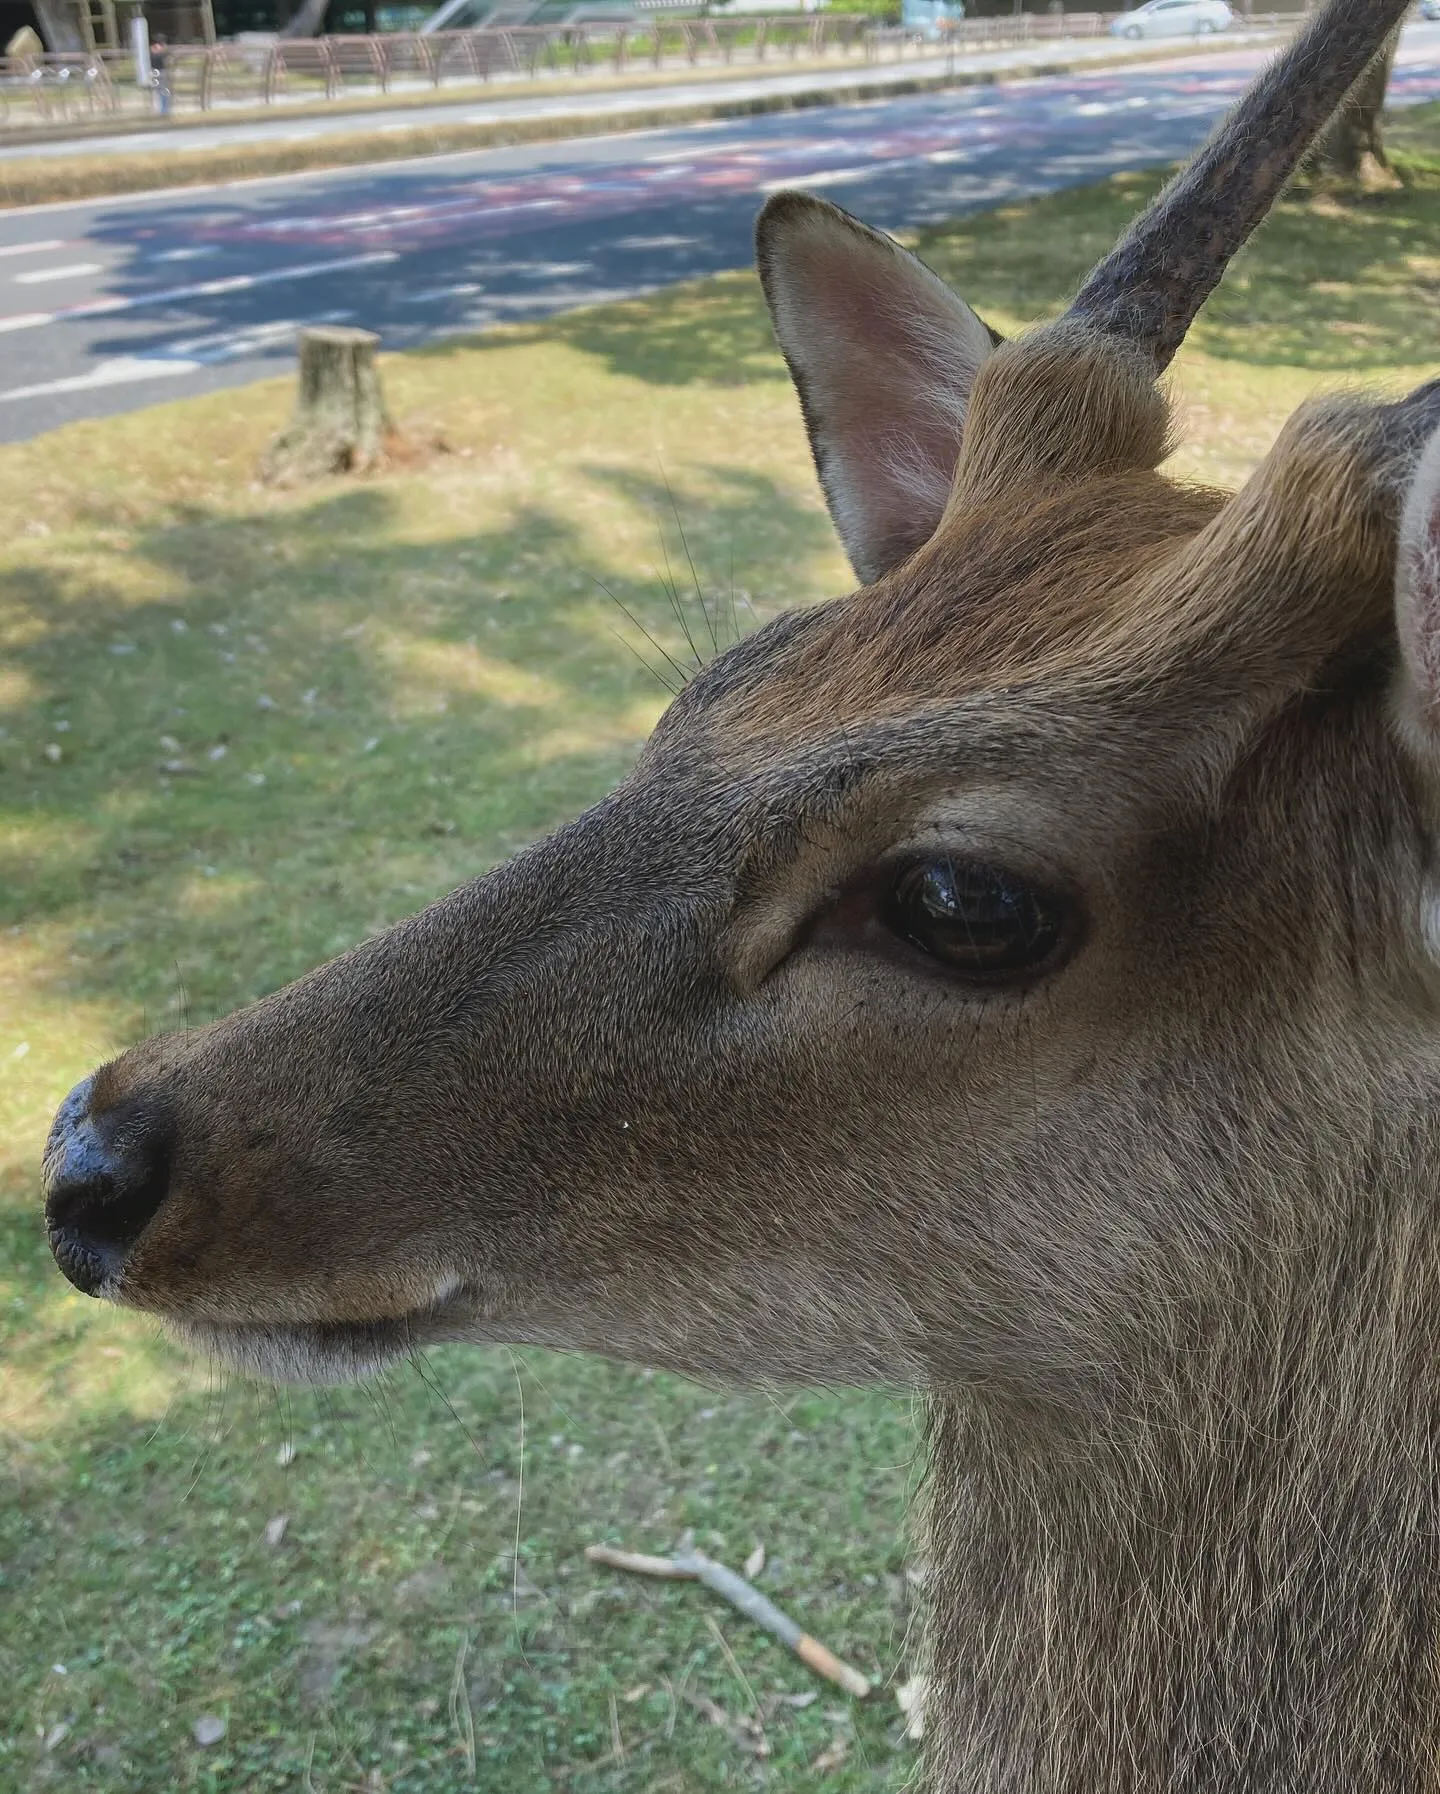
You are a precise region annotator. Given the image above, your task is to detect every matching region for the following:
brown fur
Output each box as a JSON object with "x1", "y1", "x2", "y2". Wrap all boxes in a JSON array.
[{"x1": 42, "y1": 18, "x2": 1440, "y2": 1785}]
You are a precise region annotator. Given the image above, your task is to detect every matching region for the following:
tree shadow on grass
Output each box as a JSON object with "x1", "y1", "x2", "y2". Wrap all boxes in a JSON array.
[
  {"x1": 1, "y1": 465, "x2": 833, "y2": 1033},
  {"x1": 420, "y1": 267, "x2": 788, "y2": 391}
]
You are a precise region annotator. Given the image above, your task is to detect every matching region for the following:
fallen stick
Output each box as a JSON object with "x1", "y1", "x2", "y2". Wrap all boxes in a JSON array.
[{"x1": 584, "y1": 1542, "x2": 872, "y2": 1699}]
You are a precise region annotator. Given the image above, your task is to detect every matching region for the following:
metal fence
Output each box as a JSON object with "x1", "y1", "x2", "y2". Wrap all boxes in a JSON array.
[{"x1": 0, "y1": 10, "x2": 1299, "y2": 130}]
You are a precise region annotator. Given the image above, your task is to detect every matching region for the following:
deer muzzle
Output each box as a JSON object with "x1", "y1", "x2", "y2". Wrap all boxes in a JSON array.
[{"x1": 35, "y1": 776, "x2": 794, "y2": 1384}]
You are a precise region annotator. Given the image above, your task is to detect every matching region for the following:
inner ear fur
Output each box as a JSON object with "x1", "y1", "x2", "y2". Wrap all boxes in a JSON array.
[{"x1": 756, "y1": 190, "x2": 1000, "y2": 586}]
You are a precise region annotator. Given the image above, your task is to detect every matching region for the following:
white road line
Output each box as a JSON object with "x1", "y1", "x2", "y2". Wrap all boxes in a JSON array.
[
  {"x1": 758, "y1": 165, "x2": 875, "y2": 192},
  {"x1": 0, "y1": 250, "x2": 398, "y2": 336},
  {"x1": 613, "y1": 232, "x2": 696, "y2": 250},
  {"x1": 0, "y1": 309, "x2": 353, "y2": 403},
  {"x1": 150, "y1": 244, "x2": 220, "y2": 262},
  {"x1": 0, "y1": 238, "x2": 68, "y2": 260},
  {"x1": 401, "y1": 281, "x2": 483, "y2": 303},
  {"x1": 0, "y1": 356, "x2": 202, "y2": 399},
  {"x1": 163, "y1": 308, "x2": 354, "y2": 359},
  {"x1": 13, "y1": 261, "x2": 104, "y2": 285}
]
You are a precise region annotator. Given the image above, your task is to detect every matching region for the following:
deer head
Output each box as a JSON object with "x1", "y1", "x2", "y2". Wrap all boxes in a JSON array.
[{"x1": 43, "y1": 0, "x2": 1438, "y2": 1433}]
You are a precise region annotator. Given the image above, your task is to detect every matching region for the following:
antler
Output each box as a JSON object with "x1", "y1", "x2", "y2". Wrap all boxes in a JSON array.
[{"x1": 1069, "y1": 0, "x2": 1411, "y2": 369}]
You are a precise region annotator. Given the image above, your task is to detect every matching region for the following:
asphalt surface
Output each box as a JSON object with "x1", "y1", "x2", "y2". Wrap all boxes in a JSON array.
[{"x1": 2, "y1": 23, "x2": 1438, "y2": 444}]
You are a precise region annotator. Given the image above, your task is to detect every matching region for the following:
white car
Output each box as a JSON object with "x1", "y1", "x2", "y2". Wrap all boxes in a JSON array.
[{"x1": 1110, "y1": 0, "x2": 1234, "y2": 37}]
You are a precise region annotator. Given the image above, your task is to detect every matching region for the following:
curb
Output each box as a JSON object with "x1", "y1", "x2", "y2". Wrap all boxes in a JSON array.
[
  {"x1": 0, "y1": 35, "x2": 1276, "y2": 211},
  {"x1": 0, "y1": 55, "x2": 959, "y2": 149}
]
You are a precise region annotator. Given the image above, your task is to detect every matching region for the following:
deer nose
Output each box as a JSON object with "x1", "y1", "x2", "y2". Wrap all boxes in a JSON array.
[{"x1": 43, "y1": 1077, "x2": 170, "y2": 1296}]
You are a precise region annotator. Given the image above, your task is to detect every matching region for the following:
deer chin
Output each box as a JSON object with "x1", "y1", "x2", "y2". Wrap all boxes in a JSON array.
[
  {"x1": 167, "y1": 1277, "x2": 479, "y2": 1385},
  {"x1": 172, "y1": 1303, "x2": 471, "y2": 1385}
]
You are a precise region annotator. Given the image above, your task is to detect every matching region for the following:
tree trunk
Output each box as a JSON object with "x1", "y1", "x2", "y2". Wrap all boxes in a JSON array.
[
  {"x1": 1308, "y1": 22, "x2": 1402, "y2": 189},
  {"x1": 32, "y1": 0, "x2": 84, "y2": 51},
  {"x1": 279, "y1": 0, "x2": 329, "y2": 38},
  {"x1": 262, "y1": 328, "x2": 395, "y2": 485}
]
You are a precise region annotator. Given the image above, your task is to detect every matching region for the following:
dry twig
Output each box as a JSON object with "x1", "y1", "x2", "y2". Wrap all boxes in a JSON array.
[{"x1": 584, "y1": 1542, "x2": 872, "y2": 1698}]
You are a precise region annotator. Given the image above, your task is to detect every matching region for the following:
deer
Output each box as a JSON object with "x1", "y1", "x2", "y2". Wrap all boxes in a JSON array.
[{"x1": 39, "y1": 0, "x2": 1440, "y2": 1783}]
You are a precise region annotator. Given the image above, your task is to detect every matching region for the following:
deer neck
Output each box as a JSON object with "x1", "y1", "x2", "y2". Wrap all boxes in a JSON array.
[{"x1": 922, "y1": 1093, "x2": 1440, "y2": 1794}]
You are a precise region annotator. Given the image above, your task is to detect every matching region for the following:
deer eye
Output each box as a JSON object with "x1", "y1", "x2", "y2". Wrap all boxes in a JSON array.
[{"x1": 884, "y1": 859, "x2": 1071, "y2": 983}]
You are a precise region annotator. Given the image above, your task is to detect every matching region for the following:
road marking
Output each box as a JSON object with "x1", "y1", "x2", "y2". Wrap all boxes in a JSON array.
[
  {"x1": 0, "y1": 238, "x2": 68, "y2": 260},
  {"x1": 0, "y1": 251, "x2": 397, "y2": 335},
  {"x1": 401, "y1": 281, "x2": 484, "y2": 303},
  {"x1": 150, "y1": 245, "x2": 220, "y2": 262},
  {"x1": 0, "y1": 355, "x2": 202, "y2": 399},
  {"x1": 613, "y1": 232, "x2": 696, "y2": 249},
  {"x1": 13, "y1": 261, "x2": 104, "y2": 285},
  {"x1": 163, "y1": 309, "x2": 354, "y2": 359},
  {"x1": 0, "y1": 310, "x2": 353, "y2": 403},
  {"x1": 758, "y1": 165, "x2": 874, "y2": 192}
]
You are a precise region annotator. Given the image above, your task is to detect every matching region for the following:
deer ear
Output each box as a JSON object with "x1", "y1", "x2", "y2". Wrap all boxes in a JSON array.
[
  {"x1": 1395, "y1": 424, "x2": 1440, "y2": 744},
  {"x1": 756, "y1": 191, "x2": 1000, "y2": 586}
]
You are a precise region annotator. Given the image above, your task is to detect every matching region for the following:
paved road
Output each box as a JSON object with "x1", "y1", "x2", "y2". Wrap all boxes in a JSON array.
[{"x1": 2, "y1": 24, "x2": 1438, "y2": 444}]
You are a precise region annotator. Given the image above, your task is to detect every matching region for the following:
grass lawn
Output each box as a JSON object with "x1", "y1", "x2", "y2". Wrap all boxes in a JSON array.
[{"x1": 2, "y1": 105, "x2": 1438, "y2": 1792}]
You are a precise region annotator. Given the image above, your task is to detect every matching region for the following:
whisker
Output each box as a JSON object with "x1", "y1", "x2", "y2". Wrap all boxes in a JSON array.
[
  {"x1": 727, "y1": 536, "x2": 740, "y2": 650},
  {"x1": 505, "y1": 1351, "x2": 527, "y2": 1622},
  {"x1": 660, "y1": 461, "x2": 717, "y2": 658},
  {"x1": 606, "y1": 624, "x2": 682, "y2": 699},
  {"x1": 592, "y1": 575, "x2": 689, "y2": 693},
  {"x1": 652, "y1": 508, "x2": 703, "y2": 670},
  {"x1": 409, "y1": 1348, "x2": 490, "y2": 1470},
  {"x1": 172, "y1": 959, "x2": 192, "y2": 1032}
]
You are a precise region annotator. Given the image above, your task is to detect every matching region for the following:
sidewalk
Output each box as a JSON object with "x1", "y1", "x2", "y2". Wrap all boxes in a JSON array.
[{"x1": 0, "y1": 29, "x2": 1282, "y2": 207}]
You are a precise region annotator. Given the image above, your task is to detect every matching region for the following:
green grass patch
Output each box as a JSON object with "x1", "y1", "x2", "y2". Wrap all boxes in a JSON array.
[{"x1": 2, "y1": 114, "x2": 1438, "y2": 1788}]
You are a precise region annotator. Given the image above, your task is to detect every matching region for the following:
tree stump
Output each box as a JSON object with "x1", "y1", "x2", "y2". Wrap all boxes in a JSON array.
[
  {"x1": 1307, "y1": 23, "x2": 1403, "y2": 192},
  {"x1": 262, "y1": 327, "x2": 395, "y2": 484}
]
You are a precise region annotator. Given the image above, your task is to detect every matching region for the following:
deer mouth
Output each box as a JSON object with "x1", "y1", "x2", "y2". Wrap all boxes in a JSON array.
[{"x1": 172, "y1": 1290, "x2": 475, "y2": 1385}]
